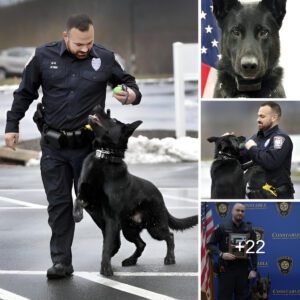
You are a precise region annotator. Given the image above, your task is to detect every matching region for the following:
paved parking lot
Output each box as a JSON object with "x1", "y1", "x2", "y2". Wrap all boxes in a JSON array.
[{"x1": 0, "y1": 162, "x2": 198, "y2": 300}]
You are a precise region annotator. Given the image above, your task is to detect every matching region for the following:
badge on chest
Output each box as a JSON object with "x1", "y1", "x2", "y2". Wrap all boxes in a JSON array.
[{"x1": 92, "y1": 58, "x2": 101, "y2": 71}]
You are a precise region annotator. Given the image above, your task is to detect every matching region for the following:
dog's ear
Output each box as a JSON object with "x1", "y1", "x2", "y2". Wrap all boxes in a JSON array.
[
  {"x1": 207, "y1": 136, "x2": 219, "y2": 143},
  {"x1": 237, "y1": 136, "x2": 246, "y2": 143},
  {"x1": 260, "y1": 0, "x2": 287, "y2": 28},
  {"x1": 213, "y1": 0, "x2": 241, "y2": 22},
  {"x1": 125, "y1": 120, "x2": 143, "y2": 137}
]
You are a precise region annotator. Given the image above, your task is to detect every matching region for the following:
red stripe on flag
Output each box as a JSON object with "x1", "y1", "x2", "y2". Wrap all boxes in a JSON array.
[
  {"x1": 201, "y1": 205, "x2": 214, "y2": 300},
  {"x1": 201, "y1": 63, "x2": 210, "y2": 97}
]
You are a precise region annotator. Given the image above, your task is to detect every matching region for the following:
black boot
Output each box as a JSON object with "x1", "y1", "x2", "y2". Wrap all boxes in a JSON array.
[{"x1": 47, "y1": 263, "x2": 74, "y2": 279}]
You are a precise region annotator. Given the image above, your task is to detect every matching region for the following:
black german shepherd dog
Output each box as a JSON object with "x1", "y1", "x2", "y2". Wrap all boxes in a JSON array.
[
  {"x1": 250, "y1": 273, "x2": 271, "y2": 300},
  {"x1": 208, "y1": 135, "x2": 246, "y2": 198},
  {"x1": 73, "y1": 105, "x2": 198, "y2": 276},
  {"x1": 212, "y1": 0, "x2": 287, "y2": 98}
]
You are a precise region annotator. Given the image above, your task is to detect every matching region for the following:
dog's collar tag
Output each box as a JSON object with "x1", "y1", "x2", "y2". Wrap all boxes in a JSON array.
[
  {"x1": 95, "y1": 148, "x2": 124, "y2": 163},
  {"x1": 95, "y1": 149, "x2": 110, "y2": 159}
]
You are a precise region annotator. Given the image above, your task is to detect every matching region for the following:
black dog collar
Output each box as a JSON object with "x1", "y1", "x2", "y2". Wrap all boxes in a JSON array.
[
  {"x1": 235, "y1": 77, "x2": 262, "y2": 92},
  {"x1": 95, "y1": 148, "x2": 125, "y2": 163},
  {"x1": 217, "y1": 151, "x2": 238, "y2": 160}
]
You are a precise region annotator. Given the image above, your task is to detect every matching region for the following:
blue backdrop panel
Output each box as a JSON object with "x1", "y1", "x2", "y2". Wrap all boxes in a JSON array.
[{"x1": 208, "y1": 202, "x2": 300, "y2": 299}]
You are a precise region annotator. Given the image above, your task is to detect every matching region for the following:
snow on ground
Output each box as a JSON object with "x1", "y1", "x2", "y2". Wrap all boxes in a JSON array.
[
  {"x1": 126, "y1": 135, "x2": 198, "y2": 164},
  {"x1": 26, "y1": 135, "x2": 199, "y2": 166}
]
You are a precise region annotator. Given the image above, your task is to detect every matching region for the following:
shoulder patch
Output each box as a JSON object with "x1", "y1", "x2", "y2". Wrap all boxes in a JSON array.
[{"x1": 273, "y1": 136, "x2": 285, "y2": 149}]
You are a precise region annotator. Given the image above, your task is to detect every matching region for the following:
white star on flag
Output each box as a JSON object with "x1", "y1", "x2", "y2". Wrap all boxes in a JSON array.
[
  {"x1": 201, "y1": 46, "x2": 208, "y2": 54},
  {"x1": 205, "y1": 25, "x2": 213, "y2": 33},
  {"x1": 211, "y1": 39, "x2": 219, "y2": 47},
  {"x1": 201, "y1": 11, "x2": 207, "y2": 20}
]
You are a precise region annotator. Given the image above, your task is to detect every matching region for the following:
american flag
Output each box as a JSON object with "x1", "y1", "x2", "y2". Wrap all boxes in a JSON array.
[
  {"x1": 201, "y1": 0, "x2": 221, "y2": 98},
  {"x1": 201, "y1": 202, "x2": 214, "y2": 300}
]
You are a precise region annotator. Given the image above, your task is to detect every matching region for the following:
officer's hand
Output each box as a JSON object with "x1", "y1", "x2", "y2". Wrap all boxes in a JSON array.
[
  {"x1": 5, "y1": 132, "x2": 19, "y2": 151},
  {"x1": 245, "y1": 139, "x2": 257, "y2": 150},
  {"x1": 113, "y1": 87, "x2": 136, "y2": 105},
  {"x1": 248, "y1": 270, "x2": 257, "y2": 279},
  {"x1": 221, "y1": 252, "x2": 236, "y2": 260}
]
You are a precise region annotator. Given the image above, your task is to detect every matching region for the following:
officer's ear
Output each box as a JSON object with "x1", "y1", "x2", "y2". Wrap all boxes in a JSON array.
[{"x1": 63, "y1": 31, "x2": 68, "y2": 43}]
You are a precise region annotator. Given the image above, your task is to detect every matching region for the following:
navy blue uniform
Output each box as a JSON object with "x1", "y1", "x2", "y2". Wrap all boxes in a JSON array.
[
  {"x1": 207, "y1": 220, "x2": 257, "y2": 300},
  {"x1": 5, "y1": 40, "x2": 141, "y2": 266},
  {"x1": 6, "y1": 40, "x2": 141, "y2": 132},
  {"x1": 243, "y1": 125, "x2": 294, "y2": 198}
]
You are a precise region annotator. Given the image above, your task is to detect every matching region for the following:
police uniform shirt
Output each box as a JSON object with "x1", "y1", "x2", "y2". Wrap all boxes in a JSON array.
[
  {"x1": 207, "y1": 220, "x2": 257, "y2": 270},
  {"x1": 5, "y1": 40, "x2": 142, "y2": 133},
  {"x1": 247, "y1": 125, "x2": 293, "y2": 187}
]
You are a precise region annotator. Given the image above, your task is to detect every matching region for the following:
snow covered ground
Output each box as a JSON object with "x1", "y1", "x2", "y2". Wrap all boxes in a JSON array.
[{"x1": 26, "y1": 135, "x2": 199, "y2": 166}]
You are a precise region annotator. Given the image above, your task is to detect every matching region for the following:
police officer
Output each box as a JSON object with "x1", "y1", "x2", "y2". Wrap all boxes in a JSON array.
[
  {"x1": 4, "y1": 14, "x2": 141, "y2": 279},
  {"x1": 207, "y1": 203, "x2": 257, "y2": 300},
  {"x1": 244, "y1": 101, "x2": 294, "y2": 199}
]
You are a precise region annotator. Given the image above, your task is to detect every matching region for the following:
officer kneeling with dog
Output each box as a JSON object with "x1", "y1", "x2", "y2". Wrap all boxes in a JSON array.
[
  {"x1": 4, "y1": 14, "x2": 141, "y2": 279},
  {"x1": 242, "y1": 101, "x2": 294, "y2": 199},
  {"x1": 207, "y1": 203, "x2": 257, "y2": 300}
]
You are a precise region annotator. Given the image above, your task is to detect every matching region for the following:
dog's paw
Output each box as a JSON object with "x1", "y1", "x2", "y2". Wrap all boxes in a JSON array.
[
  {"x1": 73, "y1": 206, "x2": 84, "y2": 223},
  {"x1": 122, "y1": 257, "x2": 137, "y2": 267},
  {"x1": 100, "y1": 263, "x2": 114, "y2": 277},
  {"x1": 164, "y1": 256, "x2": 176, "y2": 265}
]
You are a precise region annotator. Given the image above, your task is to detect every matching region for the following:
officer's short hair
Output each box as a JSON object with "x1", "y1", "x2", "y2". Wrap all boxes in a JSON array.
[
  {"x1": 260, "y1": 101, "x2": 281, "y2": 118},
  {"x1": 66, "y1": 14, "x2": 93, "y2": 32}
]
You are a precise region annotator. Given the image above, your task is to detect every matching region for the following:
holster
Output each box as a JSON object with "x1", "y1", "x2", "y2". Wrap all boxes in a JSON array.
[{"x1": 33, "y1": 102, "x2": 45, "y2": 133}]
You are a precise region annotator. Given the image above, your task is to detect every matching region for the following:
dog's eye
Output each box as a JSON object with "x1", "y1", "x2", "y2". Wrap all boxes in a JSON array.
[
  {"x1": 231, "y1": 27, "x2": 241, "y2": 38},
  {"x1": 258, "y1": 29, "x2": 269, "y2": 39}
]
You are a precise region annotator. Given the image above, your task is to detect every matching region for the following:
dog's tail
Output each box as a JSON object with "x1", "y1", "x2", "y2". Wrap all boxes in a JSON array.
[{"x1": 167, "y1": 212, "x2": 198, "y2": 231}]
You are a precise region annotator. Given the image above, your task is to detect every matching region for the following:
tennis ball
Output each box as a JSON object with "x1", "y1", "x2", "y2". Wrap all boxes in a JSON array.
[
  {"x1": 113, "y1": 85, "x2": 123, "y2": 93},
  {"x1": 85, "y1": 124, "x2": 93, "y2": 131}
]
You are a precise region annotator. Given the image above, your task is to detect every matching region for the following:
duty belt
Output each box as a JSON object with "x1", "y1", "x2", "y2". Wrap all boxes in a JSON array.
[{"x1": 42, "y1": 127, "x2": 93, "y2": 149}]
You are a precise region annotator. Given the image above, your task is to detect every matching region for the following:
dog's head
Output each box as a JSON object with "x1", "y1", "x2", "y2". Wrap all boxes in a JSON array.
[
  {"x1": 207, "y1": 135, "x2": 246, "y2": 159},
  {"x1": 88, "y1": 105, "x2": 142, "y2": 150},
  {"x1": 252, "y1": 273, "x2": 271, "y2": 300},
  {"x1": 213, "y1": 0, "x2": 286, "y2": 80}
]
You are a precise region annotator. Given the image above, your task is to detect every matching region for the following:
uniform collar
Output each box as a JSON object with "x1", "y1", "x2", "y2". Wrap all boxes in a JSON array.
[
  {"x1": 257, "y1": 125, "x2": 279, "y2": 138},
  {"x1": 59, "y1": 40, "x2": 98, "y2": 58}
]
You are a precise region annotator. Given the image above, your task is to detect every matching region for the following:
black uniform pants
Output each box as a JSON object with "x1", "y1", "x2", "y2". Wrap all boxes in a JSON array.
[
  {"x1": 218, "y1": 264, "x2": 249, "y2": 300},
  {"x1": 40, "y1": 143, "x2": 92, "y2": 265}
]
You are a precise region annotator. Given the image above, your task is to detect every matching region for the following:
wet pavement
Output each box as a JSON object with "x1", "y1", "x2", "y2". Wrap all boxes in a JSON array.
[{"x1": 0, "y1": 162, "x2": 198, "y2": 300}]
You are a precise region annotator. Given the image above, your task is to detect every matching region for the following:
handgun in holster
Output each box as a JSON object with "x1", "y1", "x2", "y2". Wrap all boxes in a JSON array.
[{"x1": 33, "y1": 102, "x2": 45, "y2": 133}]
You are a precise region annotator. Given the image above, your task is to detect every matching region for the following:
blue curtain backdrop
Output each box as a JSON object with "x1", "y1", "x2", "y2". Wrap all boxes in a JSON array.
[{"x1": 207, "y1": 202, "x2": 300, "y2": 299}]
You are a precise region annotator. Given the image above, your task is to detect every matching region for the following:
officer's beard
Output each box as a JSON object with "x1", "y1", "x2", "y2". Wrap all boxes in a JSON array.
[
  {"x1": 66, "y1": 40, "x2": 90, "y2": 60},
  {"x1": 232, "y1": 215, "x2": 243, "y2": 224}
]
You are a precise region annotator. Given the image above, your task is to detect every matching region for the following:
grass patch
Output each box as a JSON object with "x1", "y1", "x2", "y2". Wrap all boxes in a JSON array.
[{"x1": 0, "y1": 77, "x2": 21, "y2": 86}]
